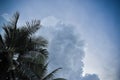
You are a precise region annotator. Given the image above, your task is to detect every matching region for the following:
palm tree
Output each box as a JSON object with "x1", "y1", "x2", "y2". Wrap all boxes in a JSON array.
[{"x1": 0, "y1": 12, "x2": 66, "y2": 80}]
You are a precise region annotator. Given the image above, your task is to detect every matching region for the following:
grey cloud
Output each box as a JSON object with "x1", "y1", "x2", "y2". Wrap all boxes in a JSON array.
[
  {"x1": 48, "y1": 24, "x2": 84, "y2": 80},
  {"x1": 36, "y1": 19, "x2": 100, "y2": 80}
]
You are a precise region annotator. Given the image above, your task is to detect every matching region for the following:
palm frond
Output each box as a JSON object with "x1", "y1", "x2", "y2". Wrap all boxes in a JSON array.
[
  {"x1": 21, "y1": 20, "x2": 41, "y2": 36},
  {"x1": 17, "y1": 50, "x2": 48, "y2": 79},
  {"x1": 25, "y1": 37, "x2": 48, "y2": 52},
  {"x1": 42, "y1": 68, "x2": 62, "y2": 80},
  {"x1": 39, "y1": 63, "x2": 48, "y2": 79},
  {"x1": 3, "y1": 26, "x2": 13, "y2": 48},
  {"x1": 32, "y1": 36, "x2": 48, "y2": 47},
  {"x1": 53, "y1": 78, "x2": 67, "y2": 80},
  {"x1": 16, "y1": 63, "x2": 39, "y2": 80},
  {"x1": 0, "y1": 34, "x2": 5, "y2": 49},
  {"x1": 2, "y1": 22, "x2": 42, "y2": 54},
  {"x1": 3, "y1": 26, "x2": 10, "y2": 39},
  {"x1": 10, "y1": 12, "x2": 19, "y2": 29},
  {"x1": 2, "y1": 12, "x2": 19, "y2": 49}
]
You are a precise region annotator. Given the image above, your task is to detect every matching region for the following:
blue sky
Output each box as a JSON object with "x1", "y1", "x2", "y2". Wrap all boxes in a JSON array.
[{"x1": 0, "y1": 0, "x2": 120, "y2": 80}]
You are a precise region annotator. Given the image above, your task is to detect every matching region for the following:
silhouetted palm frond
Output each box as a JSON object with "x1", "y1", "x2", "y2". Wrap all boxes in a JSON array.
[
  {"x1": 53, "y1": 78, "x2": 67, "y2": 80},
  {"x1": 42, "y1": 68, "x2": 62, "y2": 80},
  {"x1": 0, "y1": 35, "x2": 5, "y2": 49}
]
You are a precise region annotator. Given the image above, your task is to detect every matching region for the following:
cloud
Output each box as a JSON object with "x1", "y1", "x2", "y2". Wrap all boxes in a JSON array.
[
  {"x1": 41, "y1": 16, "x2": 60, "y2": 27},
  {"x1": 35, "y1": 16, "x2": 100, "y2": 80},
  {"x1": 81, "y1": 74, "x2": 100, "y2": 80},
  {"x1": 48, "y1": 23, "x2": 84, "y2": 80}
]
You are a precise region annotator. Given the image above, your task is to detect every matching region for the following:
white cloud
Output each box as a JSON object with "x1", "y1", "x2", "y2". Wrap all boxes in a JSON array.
[
  {"x1": 36, "y1": 16, "x2": 100, "y2": 80},
  {"x1": 81, "y1": 74, "x2": 100, "y2": 80},
  {"x1": 41, "y1": 16, "x2": 60, "y2": 27}
]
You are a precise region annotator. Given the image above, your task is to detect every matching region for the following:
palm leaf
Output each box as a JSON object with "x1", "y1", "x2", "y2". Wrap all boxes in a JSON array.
[
  {"x1": 40, "y1": 63, "x2": 48, "y2": 79},
  {"x1": 42, "y1": 68, "x2": 62, "y2": 80},
  {"x1": 53, "y1": 78, "x2": 67, "y2": 80},
  {"x1": 0, "y1": 34, "x2": 5, "y2": 49},
  {"x1": 15, "y1": 63, "x2": 39, "y2": 80},
  {"x1": 10, "y1": 12, "x2": 19, "y2": 29},
  {"x1": 32, "y1": 36, "x2": 48, "y2": 48},
  {"x1": 21, "y1": 20, "x2": 41, "y2": 36},
  {"x1": 22, "y1": 50, "x2": 48, "y2": 63}
]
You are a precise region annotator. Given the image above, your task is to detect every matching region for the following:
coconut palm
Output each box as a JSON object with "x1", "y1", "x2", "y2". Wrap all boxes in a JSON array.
[{"x1": 0, "y1": 12, "x2": 66, "y2": 80}]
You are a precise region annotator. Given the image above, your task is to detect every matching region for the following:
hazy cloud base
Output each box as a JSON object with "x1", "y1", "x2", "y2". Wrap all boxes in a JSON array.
[{"x1": 35, "y1": 16, "x2": 100, "y2": 80}]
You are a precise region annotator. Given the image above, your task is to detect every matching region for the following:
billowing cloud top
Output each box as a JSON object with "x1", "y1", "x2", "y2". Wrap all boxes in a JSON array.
[{"x1": 35, "y1": 16, "x2": 100, "y2": 80}]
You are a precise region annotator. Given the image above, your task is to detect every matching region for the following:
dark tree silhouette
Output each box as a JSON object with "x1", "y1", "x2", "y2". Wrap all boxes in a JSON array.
[{"x1": 0, "y1": 12, "x2": 66, "y2": 80}]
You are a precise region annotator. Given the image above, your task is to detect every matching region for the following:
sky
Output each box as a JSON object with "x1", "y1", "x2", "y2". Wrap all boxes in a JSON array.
[{"x1": 0, "y1": 0, "x2": 120, "y2": 80}]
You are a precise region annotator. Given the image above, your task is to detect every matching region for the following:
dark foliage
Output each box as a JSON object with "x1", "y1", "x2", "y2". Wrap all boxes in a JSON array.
[{"x1": 0, "y1": 12, "x2": 66, "y2": 80}]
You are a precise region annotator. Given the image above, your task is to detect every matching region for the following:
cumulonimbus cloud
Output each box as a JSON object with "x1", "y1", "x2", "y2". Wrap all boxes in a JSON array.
[{"x1": 35, "y1": 16, "x2": 100, "y2": 80}]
